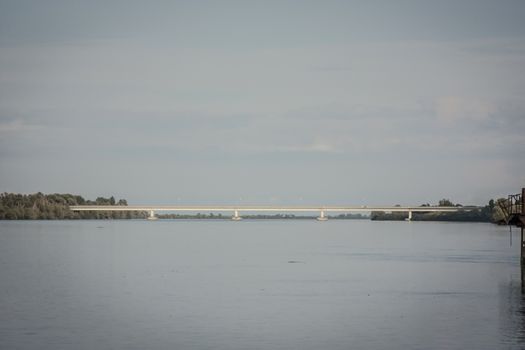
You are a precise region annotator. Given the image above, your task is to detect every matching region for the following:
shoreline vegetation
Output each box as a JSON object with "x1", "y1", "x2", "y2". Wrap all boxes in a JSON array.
[
  {"x1": 0, "y1": 193, "x2": 144, "y2": 220},
  {"x1": 0, "y1": 193, "x2": 507, "y2": 223}
]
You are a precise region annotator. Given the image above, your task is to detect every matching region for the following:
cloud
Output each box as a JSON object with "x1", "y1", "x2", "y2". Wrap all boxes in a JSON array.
[
  {"x1": 270, "y1": 140, "x2": 340, "y2": 154},
  {"x1": 0, "y1": 118, "x2": 42, "y2": 134},
  {"x1": 435, "y1": 96, "x2": 497, "y2": 123},
  {"x1": 461, "y1": 37, "x2": 525, "y2": 57}
]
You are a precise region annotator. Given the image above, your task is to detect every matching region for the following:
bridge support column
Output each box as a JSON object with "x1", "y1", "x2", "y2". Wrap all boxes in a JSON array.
[
  {"x1": 232, "y1": 210, "x2": 242, "y2": 221},
  {"x1": 147, "y1": 210, "x2": 158, "y2": 221},
  {"x1": 407, "y1": 211, "x2": 412, "y2": 221},
  {"x1": 317, "y1": 210, "x2": 328, "y2": 221}
]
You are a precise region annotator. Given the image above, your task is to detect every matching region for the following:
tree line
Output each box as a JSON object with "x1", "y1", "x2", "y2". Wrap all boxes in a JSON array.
[{"x1": 0, "y1": 193, "x2": 146, "y2": 220}]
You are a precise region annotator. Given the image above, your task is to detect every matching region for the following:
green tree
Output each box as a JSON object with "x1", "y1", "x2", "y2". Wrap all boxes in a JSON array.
[{"x1": 438, "y1": 199, "x2": 454, "y2": 207}]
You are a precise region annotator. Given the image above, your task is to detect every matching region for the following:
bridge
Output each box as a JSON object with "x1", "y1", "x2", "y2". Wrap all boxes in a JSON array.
[{"x1": 69, "y1": 205, "x2": 477, "y2": 221}]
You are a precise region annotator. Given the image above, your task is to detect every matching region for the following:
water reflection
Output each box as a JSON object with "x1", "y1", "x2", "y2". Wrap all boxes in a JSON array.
[{"x1": 500, "y1": 276, "x2": 525, "y2": 348}]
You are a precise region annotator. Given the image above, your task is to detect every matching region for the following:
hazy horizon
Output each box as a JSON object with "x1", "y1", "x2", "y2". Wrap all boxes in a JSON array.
[{"x1": 1, "y1": 0, "x2": 524, "y2": 206}]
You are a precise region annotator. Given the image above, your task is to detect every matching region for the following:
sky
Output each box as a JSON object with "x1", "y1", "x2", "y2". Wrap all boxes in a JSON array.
[{"x1": 0, "y1": 0, "x2": 524, "y2": 206}]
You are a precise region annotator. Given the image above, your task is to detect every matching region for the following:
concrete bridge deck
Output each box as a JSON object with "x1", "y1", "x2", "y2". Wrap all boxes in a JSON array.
[
  {"x1": 69, "y1": 205, "x2": 478, "y2": 221},
  {"x1": 69, "y1": 205, "x2": 473, "y2": 212}
]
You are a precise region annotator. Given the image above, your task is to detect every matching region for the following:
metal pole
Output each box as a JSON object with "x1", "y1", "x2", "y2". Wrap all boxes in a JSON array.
[
  {"x1": 522, "y1": 226, "x2": 525, "y2": 292},
  {"x1": 522, "y1": 188, "x2": 525, "y2": 266},
  {"x1": 521, "y1": 227, "x2": 525, "y2": 269}
]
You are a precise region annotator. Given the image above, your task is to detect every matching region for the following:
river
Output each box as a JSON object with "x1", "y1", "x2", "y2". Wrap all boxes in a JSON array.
[{"x1": 0, "y1": 220, "x2": 523, "y2": 349}]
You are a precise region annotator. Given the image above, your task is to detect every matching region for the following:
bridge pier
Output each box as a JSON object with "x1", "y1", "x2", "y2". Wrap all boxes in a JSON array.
[
  {"x1": 147, "y1": 210, "x2": 158, "y2": 220},
  {"x1": 317, "y1": 210, "x2": 328, "y2": 221},
  {"x1": 406, "y1": 210, "x2": 413, "y2": 221},
  {"x1": 232, "y1": 210, "x2": 242, "y2": 221}
]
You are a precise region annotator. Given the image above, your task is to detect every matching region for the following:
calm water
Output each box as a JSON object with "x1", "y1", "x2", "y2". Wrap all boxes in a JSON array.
[{"x1": 0, "y1": 220, "x2": 524, "y2": 349}]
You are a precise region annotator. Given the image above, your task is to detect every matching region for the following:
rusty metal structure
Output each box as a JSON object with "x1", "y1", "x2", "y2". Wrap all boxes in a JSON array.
[
  {"x1": 497, "y1": 188, "x2": 525, "y2": 290},
  {"x1": 505, "y1": 188, "x2": 525, "y2": 266},
  {"x1": 508, "y1": 191, "x2": 524, "y2": 223}
]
